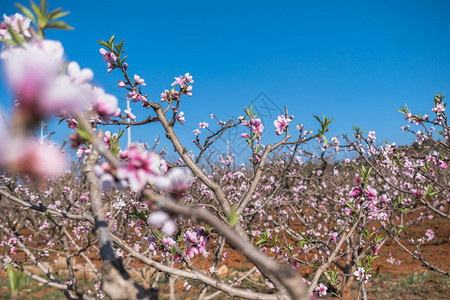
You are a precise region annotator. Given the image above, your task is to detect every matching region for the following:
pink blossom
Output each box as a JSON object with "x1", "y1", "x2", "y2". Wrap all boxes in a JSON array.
[
  {"x1": 42, "y1": 74, "x2": 93, "y2": 115},
  {"x1": 273, "y1": 115, "x2": 292, "y2": 135},
  {"x1": 103, "y1": 131, "x2": 116, "y2": 149},
  {"x1": 184, "y1": 73, "x2": 194, "y2": 83},
  {"x1": 183, "y1": 281, "x2": 192, "y2": 290},
  {"x1": 1, "y1": 13, "x2": 31, "y2": 39},
  {"x1": 127, "y1": 90, "x2": 146, "y2": 103},
  {"x1": 151, "y1": 168, "x2": 193, "y2": 193},
  {"x1": 66, "y1": 118, "x2": 78, "y2": 131},
  {"x1": 184, "y1": 227, "x2": 210, "y2": 258},
  {"x1": 1, "y1": 40, "x2": 65, "y2": 116},
  {"x1": 2, "y1": 41, "x2": 94, "y2": 119},
  {"x1": 148, "y1": 211, "x2": 177, "y2": 236},
  {"x1": 95, "y1": 162, "x2": 127, "y2": 191},
  {"x1": 425, "y1": 229, "x2": 435, "y2": 241},
  {"x1": 163, "y1": 237, "x2": 176, "y2": 247},
  {"x1": 92, "y1": 87, "x2": 118, "y2": 120},
  {"x1": 99, "y1": 48, "x2": 116, "y2": 72},
  {"x1": 117, "y1": 80, "x2": 127, "y2": 88},
  {"x1": 193, "y1": 129, "x2": 201, "y2": 135},
  {"x1": 171, "y1": 73, "x2": 194, "y2": 88},
  {"x1": 411, "y1": 189, "x2": 423, "y2": 198},
  {"x1": 176, "y1": 111, "x2": 185, "y2": 125},
  {"x1": 134, "y1": 74, "x2": 146, "y2": 86},
  {"x1": 199, "y1": 122, "x2": 209, "y2": 128},
  {"x1": 245, "y1": 118, "x2": 264, "y2": 138},
  {"x1": 187, "y1": 246, "x2": 199, "y2": 258},
  {"x1": 116, "y1": 144, "x2": 161, "y2": 191},
  {"x1": 148, "y1": 237, "x2": 157, "y2": 251},
  {"x1": 354, "y1": 267, "x2": 365, "y2": 281},
  {"x1": 315, "y1": 283, "x2": 327, "y2": 297},
  {"x1": 67, "y1": 62, "x2": 93, "y2": 85},
  {"x1": 185, "y1": 230, "x2": 200, "y2": 243},
  {"x1": 76, "y1": 145, "x2": 91, "y2": 158},
  {"x1": 252, "y1": 120, "x2": 264, "y2": 132},
  {"x1": 241, "y1": 133, "x2": 249, "y2": 138},
  {"x1": 0, "y1": 137, "x2": 67, "y2": 178},
  {"x1": 148, "y1": 211, "x2": 168, "y2": 224},
  {"x1": 124, "y1": 108, "x2": 136, "y2": 121},
  {"x1": 250, "y1": 118, "x2": 261, "y2": 127},
  {"x1": 415, "y1": 130, "x2": 427, "y2": 145},
  {"x1": 160, "y1": 90, "x2": 169, "y2": 102},
  {"x1": 364, "y1": 186, "x2": 377, "y2": 201},
  {"x1": 377, "y1": 212, "x2": 388, "y2": 221},
  {"x1": 185, "y1": 85, "x2": 193, "y2": 97},
  {"x1": 172, "y1": 76, "x2": 186, "y2": 88},
  {"x1": 350, "y1": 186, "x2": 363, "y2": 198},
  {"x1": 220, "y1": 154, "x2": 234, "y2": 165},
  {"x1": 160, "y1": 159, "x2": 168, "y2": 173},
  {"x1": 119, "y1": 150, "x2": 128, "y2": 159},
  {"x1": 113, "y1": 108, "x2": 121, "y2": 117},
  {"x1": 432, "y1": 103, "x2": 445, "y2": 113}
]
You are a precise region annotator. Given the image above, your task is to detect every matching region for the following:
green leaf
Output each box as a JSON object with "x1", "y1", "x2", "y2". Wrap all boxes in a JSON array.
[
  {"x1": 108, "y1": 35, "x2": 115, "y2": 48},
  {"x1": 97, "y1": 40, "x2": 109, "y2": 48},
  {"x1": 31, "y1": 2, "x2": 44, "y2": 24},
  {"x1": 15, "y1": 4, "x2": 36, "y2": 23},
  {"x1": 115, "y1": 39, "x2": 125, "y2": 54},
  {"x1": 111, "y1": 142, "x2": 120, "y2": 156},
  {"x1": 424, "y1": 185, "x2": 440, "y2": 197},
  {"x1": 244, "y1": 107, "x2": 251, "y2": 117},
  {"x1": 76, "y1": 127, "x2": 91, "y2": 143},
  {"x1": 120, "y1": 55, "x2": 128, "y2": 65},
  {"x1": 313, "y1": 115, "x2": 322, "y2": 126},
  {"x1": 117, "y1": 39, "x2": 125, "y2": 52},
  {"x1": 7, "y1": 263, "x2": 23, "y2": 296},
  {"x1": 255, "y1": 238, "x2": 267, "y2": 246},
  {"x1": 0, "y1": 38, "x2": 20, "y2": 46},
  {"x1": 7, "y1": 264, "x2": 15, "y2": 290},
  {"x1": 47, "y1": 9, "x2": 70, "y2": 22},
  {"x1": 360, "y1": 165, "x2": 372, "y2": 181},
  {"x1": 46, "y1": 20, "x2": 73, "y2": 30},
  {"x1": 6, "y1": 25, "x2": 24, "y2": 45},
  {"x1": 117, "y1": 129, "x2": 125, "y2": 139},
  {"x1": 40, "y1": 0, "x2": 47, "y2": 12},
  {"x1": 227, "y1": 206, "x2": 239, "y2": 227}
]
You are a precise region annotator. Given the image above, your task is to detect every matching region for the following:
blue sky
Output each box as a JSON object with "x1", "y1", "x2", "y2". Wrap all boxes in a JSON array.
[{"x1": 1, "y1": 0, "x2": 449, "y2": 161}]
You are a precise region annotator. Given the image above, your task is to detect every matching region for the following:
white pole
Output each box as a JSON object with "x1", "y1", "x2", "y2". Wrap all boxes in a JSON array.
[
  {"x1": 127, "y1": 98, "x2": 131, "y2": 147},
  {"x1": 40, "y1": 121, "x2": 44, "y2": 144}
]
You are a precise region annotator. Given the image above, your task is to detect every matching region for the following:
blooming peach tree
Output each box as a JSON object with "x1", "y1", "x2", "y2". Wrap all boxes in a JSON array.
[{"x1": 0, "y1": 1, "x2": 448, "y2": 300}]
